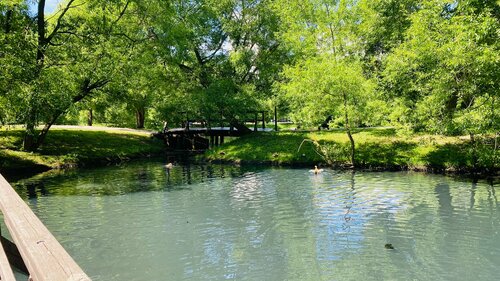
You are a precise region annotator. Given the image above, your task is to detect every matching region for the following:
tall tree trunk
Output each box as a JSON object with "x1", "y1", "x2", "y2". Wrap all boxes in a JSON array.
[
  {"x1": 87, "y1": 109, "x2": 93, "y2": 126},
  {"x1": 136, "y1": 108, "x2": 145, "y2": 129},
  {"x1": 23, "y1": 94, "x2": 39, "y2": 151},
  {"x1": 470, "y1": 132, "x2": 478, "y2": 172},
  {"x1": 4, "y1": 8, "x2": 13, "y2": 34},
  {"x1": 22, "y1": 0, "x2": 82, "y2": 152},
  {"x1": 23, "y1": 121, "x2": 37, "y2": 152},
  {"x1": 343, "y1": 93, "x2": 355, "y2": 167},
  {"x1": 36, "y1": 0, "x2": 46, "y2": 64},
  {"x1": 34, "y1": 111, "x2": 65, "y2": 151},
  {"x1": 23, "y1": 0, "x2": 46, "y2": 152}
]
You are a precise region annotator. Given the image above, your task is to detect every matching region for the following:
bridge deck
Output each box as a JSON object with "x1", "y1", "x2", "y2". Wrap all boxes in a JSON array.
[{"x1": 166, "y1": 127, "x2": 272, "y2": 134}]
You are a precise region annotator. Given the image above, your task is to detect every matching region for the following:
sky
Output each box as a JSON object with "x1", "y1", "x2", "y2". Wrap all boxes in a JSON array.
[{"x1": 28, "y1": 0, "x2": 62, "y2": 15}]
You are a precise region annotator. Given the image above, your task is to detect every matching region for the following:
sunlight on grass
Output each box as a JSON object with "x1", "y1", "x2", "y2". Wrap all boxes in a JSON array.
[
  {"x1": 206, "y1": 128, "x2": 499, "y2": 172},
  {"x1": 0, "y1": 128, "x2": 164, "y2": 170}
]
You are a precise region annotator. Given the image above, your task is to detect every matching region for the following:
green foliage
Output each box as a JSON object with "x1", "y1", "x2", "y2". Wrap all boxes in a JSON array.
[
  {"x1": 280, "y1": 56, "x2": 374, "y2": 126},
  {"x1": 382, "y1": 0, "x2": 500, "y2": 135},
  {"x1": 1, "y1": 0, "x2": 499, "y2": 159}
]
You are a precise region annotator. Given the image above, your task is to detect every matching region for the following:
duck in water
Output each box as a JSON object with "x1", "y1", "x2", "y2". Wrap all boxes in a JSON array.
[{"x1": 310, "y1": 165, "x2": 323, "y2": 175}]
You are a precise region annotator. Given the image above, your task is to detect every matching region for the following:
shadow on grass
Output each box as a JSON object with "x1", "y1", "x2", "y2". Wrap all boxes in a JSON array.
[
  {"x1": 208, "y1": 131, "x2": 499, "y2": 173},
  {"x1": 1, "y1": 129, "x2": 164, "y2": 173},
  {"x1": 208, "y1": 132, "x2": 324, "y2": 164},
  {"x1": 38, "y1": 130, "x2": 162, "y2": 158},
  {"x1": 357, "y1": 141, "x2": 418, "y2": 168},
  {"x1": 0, "y1": 150, "x2": 50, "y2": 177},
  {"x1": 423, "y1": 143, "x2": 469, "y2": 170},
  {"x1": 423, "y1": 142, "x2": 498, "y2": 171},
  {"x1": 0, "y1": 130, "x2": 24, "y2": 149}
]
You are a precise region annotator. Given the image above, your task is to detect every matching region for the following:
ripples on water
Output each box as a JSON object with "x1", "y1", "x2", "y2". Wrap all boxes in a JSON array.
[{"x1": 8, "y1": 160, "x2": 500, "y2": 281}]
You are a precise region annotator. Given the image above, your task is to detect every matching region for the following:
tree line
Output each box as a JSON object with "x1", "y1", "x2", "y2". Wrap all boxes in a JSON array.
[{"x1": 1, "y1": 0, "x2": 499, "y2": 153}]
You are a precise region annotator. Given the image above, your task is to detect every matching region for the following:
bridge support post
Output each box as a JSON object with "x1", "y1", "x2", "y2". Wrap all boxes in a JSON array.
[
  {"x1": 274, "y1": 106, "x2": 278, "y2": 131},
  {"x1": 220, "y1": 136, "x2": 224, "y2": 145},
  {"x1": 254, "y1": 113, "x2": 258, "y2": 132},
  {"x1": 210, "y1": 135, "x2": 215, "y2": 148}
]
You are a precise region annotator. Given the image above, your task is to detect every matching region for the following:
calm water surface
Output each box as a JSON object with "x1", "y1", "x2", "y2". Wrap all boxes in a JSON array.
[{"x1": 8, "y1": 160, "x2": 500, "y2": 280}]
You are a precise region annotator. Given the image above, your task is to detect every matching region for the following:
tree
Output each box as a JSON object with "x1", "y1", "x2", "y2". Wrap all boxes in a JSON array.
[
  {"x1": 146, "y1": 0, "x2": 288, "y2": 125},
  {"x1": 0, "y1": 0, "x2": 149, "y2": 151},
  {"x1": 382, "y1": 0, "x2": 500, "y2": 136},
  {"x1": 273, "y1": 0, "x2": 375, "y2": 166},
  {"x1": 281, "y1": 56, "x2": 373, "y2": 166}
]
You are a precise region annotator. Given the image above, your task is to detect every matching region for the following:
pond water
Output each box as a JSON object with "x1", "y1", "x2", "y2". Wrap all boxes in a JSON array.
[{"x1": 7, "y1": 160, "x2": 500, "y2": 281}]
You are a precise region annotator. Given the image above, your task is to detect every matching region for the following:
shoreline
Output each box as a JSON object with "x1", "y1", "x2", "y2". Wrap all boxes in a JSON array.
[
  {"x1": 0, "y1": 128, "x2": 165, "y2": 181},
  {"x1": 204, "y1": 158, "x2": 499, "y2": 181},
  {"x1": 1, "y1": 128, "x2": 498, "y2": 183}
]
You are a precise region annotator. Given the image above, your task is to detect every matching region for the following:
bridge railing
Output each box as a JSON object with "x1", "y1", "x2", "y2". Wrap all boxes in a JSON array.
[
  {"x1": 0, "y1": 234, "x2": 16, "y2": 281},
  {"x1": 0, "y1": 174, "x2": 91, "y2": 281}
]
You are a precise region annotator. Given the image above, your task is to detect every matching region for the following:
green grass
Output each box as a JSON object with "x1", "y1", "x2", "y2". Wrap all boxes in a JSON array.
[
  {"x1": 0, "y1": 128, "x2": 164, "y2": 171},
  {"x1": 205, "y1": 128, "x2": 499, "y2": 173}
]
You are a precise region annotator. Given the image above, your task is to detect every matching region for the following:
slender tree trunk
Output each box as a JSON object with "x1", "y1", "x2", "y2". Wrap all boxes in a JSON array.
[
  {"x1": 87, "y1": 109, "x2": 93, "y2": 126},
  {"x1": 274, "y1": 105, "x2": 278, "y2": 131},
  {"x1": 23, "y1": 120, "x2": 37, "y2": 152},
  {"x1": 35, "y1": 110, "x2": 64, "y2": 150},
  {"x1": 4, "y1": 8, "x2": 13, "y2": 34},
  {"x1": 343, "y1": 93, "x2": 355, "y2": 167},
  {"x1": 136, "y1": 108, "x2": 145, "y2": 129},
  {"x1": 23, "y1": 0, "x2": 46, "y2": 152},
  {"x1": 470, "y1": 132, "x2": 477, "y2": 171},
  {"x1": 495, "y1": 132, "x2": 499, "y2": 168},
  {"x1": 36, "y1": 0, "x2": 46, "y2": 64}
]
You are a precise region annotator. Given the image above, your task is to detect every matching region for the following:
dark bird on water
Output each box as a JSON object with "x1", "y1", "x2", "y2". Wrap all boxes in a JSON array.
[{"x1": 385, "y1": 243, "x2": 395, "y2": 250}]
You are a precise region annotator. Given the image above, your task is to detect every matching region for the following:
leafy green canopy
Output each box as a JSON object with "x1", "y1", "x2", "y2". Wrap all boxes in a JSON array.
[
  {"x1": 280, "y1": 56, "x2": 373, "y2": 127},
  {"x1": 382, "y1": 0, "x2": 500, "y2": 134}
]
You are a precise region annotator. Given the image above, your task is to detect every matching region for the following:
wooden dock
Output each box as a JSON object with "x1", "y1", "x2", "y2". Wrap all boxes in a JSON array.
[{"x1": 0, "y1": 174, "x2": 91, "y2": 281}]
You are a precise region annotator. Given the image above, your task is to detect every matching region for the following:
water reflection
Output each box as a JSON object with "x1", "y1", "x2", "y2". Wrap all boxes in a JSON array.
[
  {"x1": 9, "y1": 164, "x2": 500, "y2": 281},
  {"x1": 12, "y1": 160, "x2": 265, "y2": 198}
]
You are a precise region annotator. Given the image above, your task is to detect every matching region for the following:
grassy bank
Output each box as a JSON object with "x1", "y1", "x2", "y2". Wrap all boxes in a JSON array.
[
  {"x1": 205, "y1": 128, "x2": 499, "y2": 174},
  {"x1": 0, "y1": 128, "x2": 164, "y2": 173}
]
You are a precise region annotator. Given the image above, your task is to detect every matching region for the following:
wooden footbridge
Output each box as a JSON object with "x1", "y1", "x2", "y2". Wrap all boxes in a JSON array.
[
  {"x1": 0, "y1": 174, "x2": 90, "y2": 281},
  {"x1": 156, "y1": 110, "x2": 276, "y2": 150}
]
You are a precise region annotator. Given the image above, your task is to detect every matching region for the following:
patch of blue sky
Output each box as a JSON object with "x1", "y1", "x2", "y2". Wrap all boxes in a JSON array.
[{"x1": 28, "y1": 0, "x2": 62, "y2": 15}]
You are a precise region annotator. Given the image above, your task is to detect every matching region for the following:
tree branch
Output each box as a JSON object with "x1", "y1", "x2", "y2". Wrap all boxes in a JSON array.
[
  {"x1": 110, "y1": 0, "x2": 131, "y2": 30},
  {"x1": 178, "y1": 63, "x2": 193, "y2": 73},
  {"x1": 46, "y1": 0, "x2": 76, "y2": 44},
  {"x1": 194, "y1": 48, "x2": 204, "y2": 65},
  {"x1": 204, "y1": 34, "x2": 228, "y2": 62}
]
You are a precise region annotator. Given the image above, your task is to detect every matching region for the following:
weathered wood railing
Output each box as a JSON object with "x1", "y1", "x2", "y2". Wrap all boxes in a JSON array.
[
  {"x1": 0, "y1": 233, "x2": 16, "y2": 281},
  {"x1": 0, "y1": 174, "x2": 91, "y2": 281}
]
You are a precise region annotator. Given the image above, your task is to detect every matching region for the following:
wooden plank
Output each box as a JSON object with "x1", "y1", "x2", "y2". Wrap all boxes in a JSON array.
[
  {"x1": 0, "y1": 174, "x2": 91, "y2": 281},
  {"x1": 0, "y1": 233, "x2": 16, "y2": 281}
]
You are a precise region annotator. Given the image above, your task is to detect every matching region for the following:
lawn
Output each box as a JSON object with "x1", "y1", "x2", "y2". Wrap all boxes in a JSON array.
[
  {"x1": 0, "y1": 128, "x2": 164, "y2": 172},
  {"x1": 205, "y1": 128, "x2": 499, "y2": 173}
]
